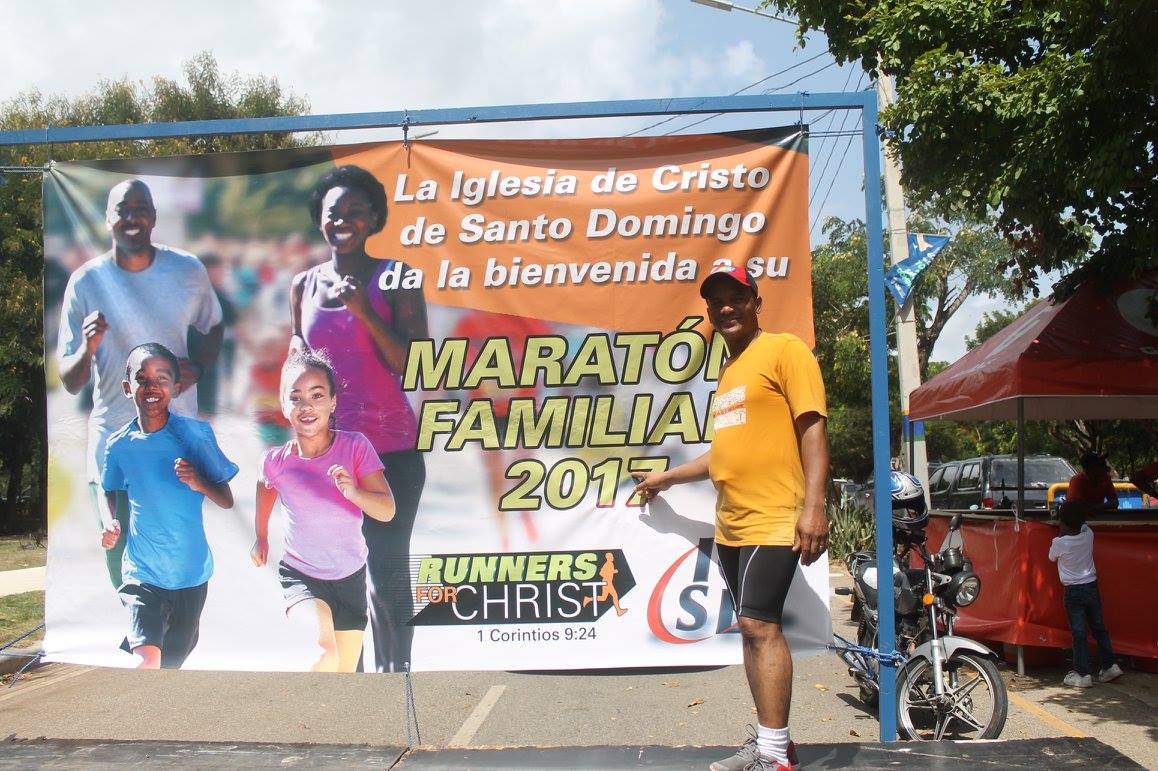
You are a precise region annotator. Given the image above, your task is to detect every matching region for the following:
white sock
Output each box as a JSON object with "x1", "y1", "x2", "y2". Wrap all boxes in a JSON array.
[{"x1": 756, "y1": 723, "x2": 790, "y2": 764}]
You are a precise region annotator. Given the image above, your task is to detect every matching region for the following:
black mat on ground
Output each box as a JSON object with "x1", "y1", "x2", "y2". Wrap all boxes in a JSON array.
[
  {"x1": 0, "y1": 739, "x2": 406, "y2": 769},
  {"x1": 0, "y1": 737, "x2": 1140, "y2": 769},
  {"x1": 402, "y1": 739, "x2": 1140, "y2": 769}
]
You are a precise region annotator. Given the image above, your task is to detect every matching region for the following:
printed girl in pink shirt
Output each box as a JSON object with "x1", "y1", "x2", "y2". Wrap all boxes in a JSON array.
[{"x1": 251, "y1": 351, "x2": 395, "y2": 672}]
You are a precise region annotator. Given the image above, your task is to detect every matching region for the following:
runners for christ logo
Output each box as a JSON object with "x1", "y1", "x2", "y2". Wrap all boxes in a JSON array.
[{"x1": 410, "y1": 550, "x2": 635, "y2": 625}]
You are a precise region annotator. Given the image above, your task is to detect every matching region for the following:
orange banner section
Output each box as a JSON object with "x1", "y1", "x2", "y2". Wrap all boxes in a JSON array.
[
  {"x1": 926, "y1": 515, "x2": 1158, "y2": 660},
  {"x1": 331, "y1": 129, "x2": 813, "y2": 340}
]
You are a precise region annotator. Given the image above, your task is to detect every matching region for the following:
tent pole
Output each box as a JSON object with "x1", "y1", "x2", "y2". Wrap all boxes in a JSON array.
[
  {"x1": 1016, "y1": 397, "x2": 1026, "y2": 676},
  {"x1": 1017, "y1": 398, "x2": 1026, "y2": 518}
]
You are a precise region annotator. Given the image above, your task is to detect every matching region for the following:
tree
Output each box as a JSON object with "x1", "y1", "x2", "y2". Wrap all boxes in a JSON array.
[
  {"x1": 964, "y1": 308, "x2": 1026, "y2": 351},
  {"x1": 812, "y1": 207, "x2": 1023, "y2": 480},
  {"x1": 811, "y1": 217, "x2": 895, "y2": 481},
  {"x1": 906, "y1": 206, "x2": 1020, "y2": 375},
  {"x1": 768, "y1": 0, "x2": 1157, "y2": 295},
  {"x1": 0, "y1": 52, "x2": 314, "y2": 533}
]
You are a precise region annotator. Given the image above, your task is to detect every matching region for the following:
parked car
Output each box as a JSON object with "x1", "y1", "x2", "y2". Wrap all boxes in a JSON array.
[{"x1": 929, "y1": 454, "x2": 1076, "y2": 512}]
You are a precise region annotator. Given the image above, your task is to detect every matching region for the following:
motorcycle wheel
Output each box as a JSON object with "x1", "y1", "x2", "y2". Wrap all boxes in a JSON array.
[
  {"x1": 896, "y1": 651, "x2": 1007, "y2": 741},
  {"x1": 856, "y1": 617, "x2": 879, "y2": 707}
]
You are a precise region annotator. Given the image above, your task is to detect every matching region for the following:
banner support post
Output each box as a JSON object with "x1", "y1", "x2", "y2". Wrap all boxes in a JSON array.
[{"x1": 860, "y1": 91, "x2": 899, "y2": 742}]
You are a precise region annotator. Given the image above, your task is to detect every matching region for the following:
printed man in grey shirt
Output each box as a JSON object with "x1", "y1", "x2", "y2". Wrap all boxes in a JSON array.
[{"x1": 57, "y1": 179, "x2": 224, "y2": 587}]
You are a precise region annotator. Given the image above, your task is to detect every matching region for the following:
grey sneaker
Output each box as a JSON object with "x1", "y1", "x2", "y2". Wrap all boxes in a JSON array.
[
  {"x1": 710, "y1": 732, "x2": 797, "y2": 771},
  {"x1": 742, "y1": 753, "x2": 797, "y2": 771},
  {"x1": 709, "y1": 730, "x2": 757, "y2": 771},
  {"x1": 1097, "y1": 663, "x2": 1124, "y2": 683}
]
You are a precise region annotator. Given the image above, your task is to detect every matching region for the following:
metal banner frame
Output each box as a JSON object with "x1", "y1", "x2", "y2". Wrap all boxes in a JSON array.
[{"x1": 0, "y1": 91, "x2": 898, "y2": 741}]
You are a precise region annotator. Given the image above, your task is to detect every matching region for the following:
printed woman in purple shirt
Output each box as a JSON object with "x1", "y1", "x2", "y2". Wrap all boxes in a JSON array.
[
  {"x1": 290, "y1": 165, "x2": 428, "y2": 673},
  {"x1": 252, "y1": 352, "x2": 395, "y2": 672}
]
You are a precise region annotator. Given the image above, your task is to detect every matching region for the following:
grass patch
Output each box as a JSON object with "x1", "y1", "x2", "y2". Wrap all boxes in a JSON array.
[
  {"x1": 0, "y1": 534, "x2": 47, "y2": 571},
  {"x1": 0, "y1": 591, "x2": 44, "y2": 648}
]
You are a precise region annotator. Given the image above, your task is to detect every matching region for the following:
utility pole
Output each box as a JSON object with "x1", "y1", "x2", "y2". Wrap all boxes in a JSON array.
[{"x1": 876, "y1": 73, "x2": 929, "y2": 493}]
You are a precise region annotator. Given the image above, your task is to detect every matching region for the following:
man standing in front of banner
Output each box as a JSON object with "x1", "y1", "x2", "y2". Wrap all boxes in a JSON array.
[
  {"x1": 634, "y1": 264, "x2": 829, "y2": 771},
  {"x1": 57, "y1": 179, "x2": 224, "y2": 588}
]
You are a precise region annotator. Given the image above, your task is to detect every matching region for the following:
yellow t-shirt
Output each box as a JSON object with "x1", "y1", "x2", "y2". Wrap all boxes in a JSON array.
[{"x1": 709, "y1": 332, "x2": 827, "y2": 546}]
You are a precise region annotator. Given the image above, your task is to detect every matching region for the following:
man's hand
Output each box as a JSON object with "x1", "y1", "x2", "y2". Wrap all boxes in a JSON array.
[
  {"x1": 793, "y1": 506, "x2": 829, "y2": 566},
  {"x1": 82, "y1": 310, "x2": 109, "y2": 353},
  {"x1": 329, "y1": 464, "x2": 357, "y2": 501},
  {"x1": 100, "y1": 519, "x2": 121, "y2": 550},
  {"x1": 251, "y1": 537, "x2": 269, "y2": 567},
  {"x1": 174, "y1": 458, "x2": 207, "y2": 494},
  {"x1": 631, "y1": 471, "x2": 671, "y2": 505}
]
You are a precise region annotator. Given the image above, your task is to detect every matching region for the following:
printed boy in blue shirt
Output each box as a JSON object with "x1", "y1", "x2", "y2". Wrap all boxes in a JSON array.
[{"x1": 100, "y1": 342, "x2": 238, "y2": 669}]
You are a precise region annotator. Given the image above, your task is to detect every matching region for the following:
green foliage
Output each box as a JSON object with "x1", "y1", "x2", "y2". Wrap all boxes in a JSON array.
[
  {"x1": 905, "y1": 205, "x2": 1021, "y2": 373},
  {"x1": 0, "y1": 591, "x2": 44, "y2": 649},
  {"x1": 767, "y1": 0, "x2": 1157, "y2": 294},
  {"x1": 827, "y1": 499, "x2": 875, "y2": 566},
  {"x1": 811, "y1": 209, "x2": 1018, "y2": 480},
  {"x1": 964, "y1": 308, "x2": 1027, "y2": 351},
  {"x1": 0, "y1": 534, "x2": 46, "y2": 571},
  {"x1": 0, "y1": 52, "x2": 314, "y2": 533},
  {"x1": 811, "y1": 216, "x2": 897, "y2": 481}
]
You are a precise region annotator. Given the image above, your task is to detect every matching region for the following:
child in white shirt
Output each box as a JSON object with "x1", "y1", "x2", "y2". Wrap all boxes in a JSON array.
[{"x1": 1049, "y1": 500, "x2": 1122, "y2": 687}]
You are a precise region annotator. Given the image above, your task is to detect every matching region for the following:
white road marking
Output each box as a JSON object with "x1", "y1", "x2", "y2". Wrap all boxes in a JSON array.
[{"x1": 447, "y1": 684, "x2": 507, "y2": 747}]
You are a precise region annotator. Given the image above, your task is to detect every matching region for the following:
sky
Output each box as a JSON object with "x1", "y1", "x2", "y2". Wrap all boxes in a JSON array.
[{"x1": 0, "y1": 0, "x2": 998, "y2": 362}]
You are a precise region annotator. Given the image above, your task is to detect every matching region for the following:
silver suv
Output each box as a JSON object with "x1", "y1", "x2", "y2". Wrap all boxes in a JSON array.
[{"x1": 928, "y1": 454, "x2": 1075, "y2": 511}]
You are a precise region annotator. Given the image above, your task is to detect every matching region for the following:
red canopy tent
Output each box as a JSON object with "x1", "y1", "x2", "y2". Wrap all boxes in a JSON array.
[
  {"x1": 910, "y1": 271, "x2": 1158, "y2": 422},
  {"x1": 908, "y1": 271, "x2": 1158, "y2": 671}
]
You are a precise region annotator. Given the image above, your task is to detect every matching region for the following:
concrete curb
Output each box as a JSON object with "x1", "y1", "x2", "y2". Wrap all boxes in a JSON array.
[{"x1": 0, "y1": 646, "x2": 44, "y2": 677}]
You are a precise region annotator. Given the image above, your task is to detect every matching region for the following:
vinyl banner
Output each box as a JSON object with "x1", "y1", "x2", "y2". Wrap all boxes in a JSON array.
[{"x1": 43, "y1": 128, "x2": 831, "y2": 672}]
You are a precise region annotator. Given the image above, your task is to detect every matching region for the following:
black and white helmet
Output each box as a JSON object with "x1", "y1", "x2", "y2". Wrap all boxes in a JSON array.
[{"x1": 890, "y1": 471, "x2": 928, "y2": 532}]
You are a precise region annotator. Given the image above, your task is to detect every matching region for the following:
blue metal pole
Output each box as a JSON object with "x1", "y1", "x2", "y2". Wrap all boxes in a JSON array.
[
  {"x1": 0, "y1": 92, "x2": 870, "y2": 146},
  {"x1": 860, "y1": 92, "x2": 898, "y2": 742}
]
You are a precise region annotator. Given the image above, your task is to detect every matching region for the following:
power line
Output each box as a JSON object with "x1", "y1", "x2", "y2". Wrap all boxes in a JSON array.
[
  {"x1": 805, "y1": 65, "x2": 857, "y2": 175},
  {"x1": 808, "y1": 70, "x2": 865, "y2": 202},
  {"x1": 809, "y1": 70, "x2": 864, "y2": 199},
  {"x1": 659, "y1": 59, "x2": 837, "y2": 136},
  {"x1": 738, "y1": 49, "x2": 833, "y2": 94},
  {"x1": 622, "y1": 49, "x2": 831, "y2": 137},
  {"x1": 810, "y1": 114, "x2": 862, "y2": 236}
]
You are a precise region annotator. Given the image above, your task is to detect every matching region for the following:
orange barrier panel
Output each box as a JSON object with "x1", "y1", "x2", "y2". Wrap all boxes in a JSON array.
[{"x1": 926, "y1": 514, "x2": 1158, "y2": 661}]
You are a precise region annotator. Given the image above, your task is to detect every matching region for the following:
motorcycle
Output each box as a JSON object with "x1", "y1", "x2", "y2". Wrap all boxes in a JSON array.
[{"x1": 833, "y1": 473, "x2": 1008, "y2": 741}]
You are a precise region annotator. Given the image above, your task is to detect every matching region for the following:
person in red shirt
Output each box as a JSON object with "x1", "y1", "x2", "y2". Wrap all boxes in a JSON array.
[
  {"x1": 1067, "y1": 451, "x2": 1118, "y2": 511},
  {"x1": 1129, "y1": 460, "x2": 1158, "y2": 500}
]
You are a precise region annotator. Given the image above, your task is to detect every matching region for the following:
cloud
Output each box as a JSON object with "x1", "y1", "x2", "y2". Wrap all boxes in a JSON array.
[{"x1": 722, "y1": 41, "x2": 763, "y2": 79}]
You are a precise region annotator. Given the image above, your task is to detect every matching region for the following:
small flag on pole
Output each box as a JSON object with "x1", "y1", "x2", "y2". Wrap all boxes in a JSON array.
[{"x1": 885, "y1": 233, "x2": 951, "y2": 306}]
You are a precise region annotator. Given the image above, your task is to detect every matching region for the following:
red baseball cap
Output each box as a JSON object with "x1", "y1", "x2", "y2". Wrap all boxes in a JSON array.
[{"x1": 699, "y1": 262, "x2": 758, "y2": 298}]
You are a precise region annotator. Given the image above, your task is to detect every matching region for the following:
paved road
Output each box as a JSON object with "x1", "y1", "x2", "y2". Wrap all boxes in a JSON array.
[
  {"x1": 0, "y1": 566, "x2": 45, "y2": 597},
  {"x1": 1, "y1": 571, "x2": 1154, "y2": 767}
]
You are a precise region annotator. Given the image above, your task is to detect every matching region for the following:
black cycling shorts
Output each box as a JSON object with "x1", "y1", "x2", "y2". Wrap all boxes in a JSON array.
[
  {"x1": 279, "y1": 562, "x2": 368, "y2": 632},
  {"x1": 716, "y1": 544, "x2": 799, "y2": 624}
]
